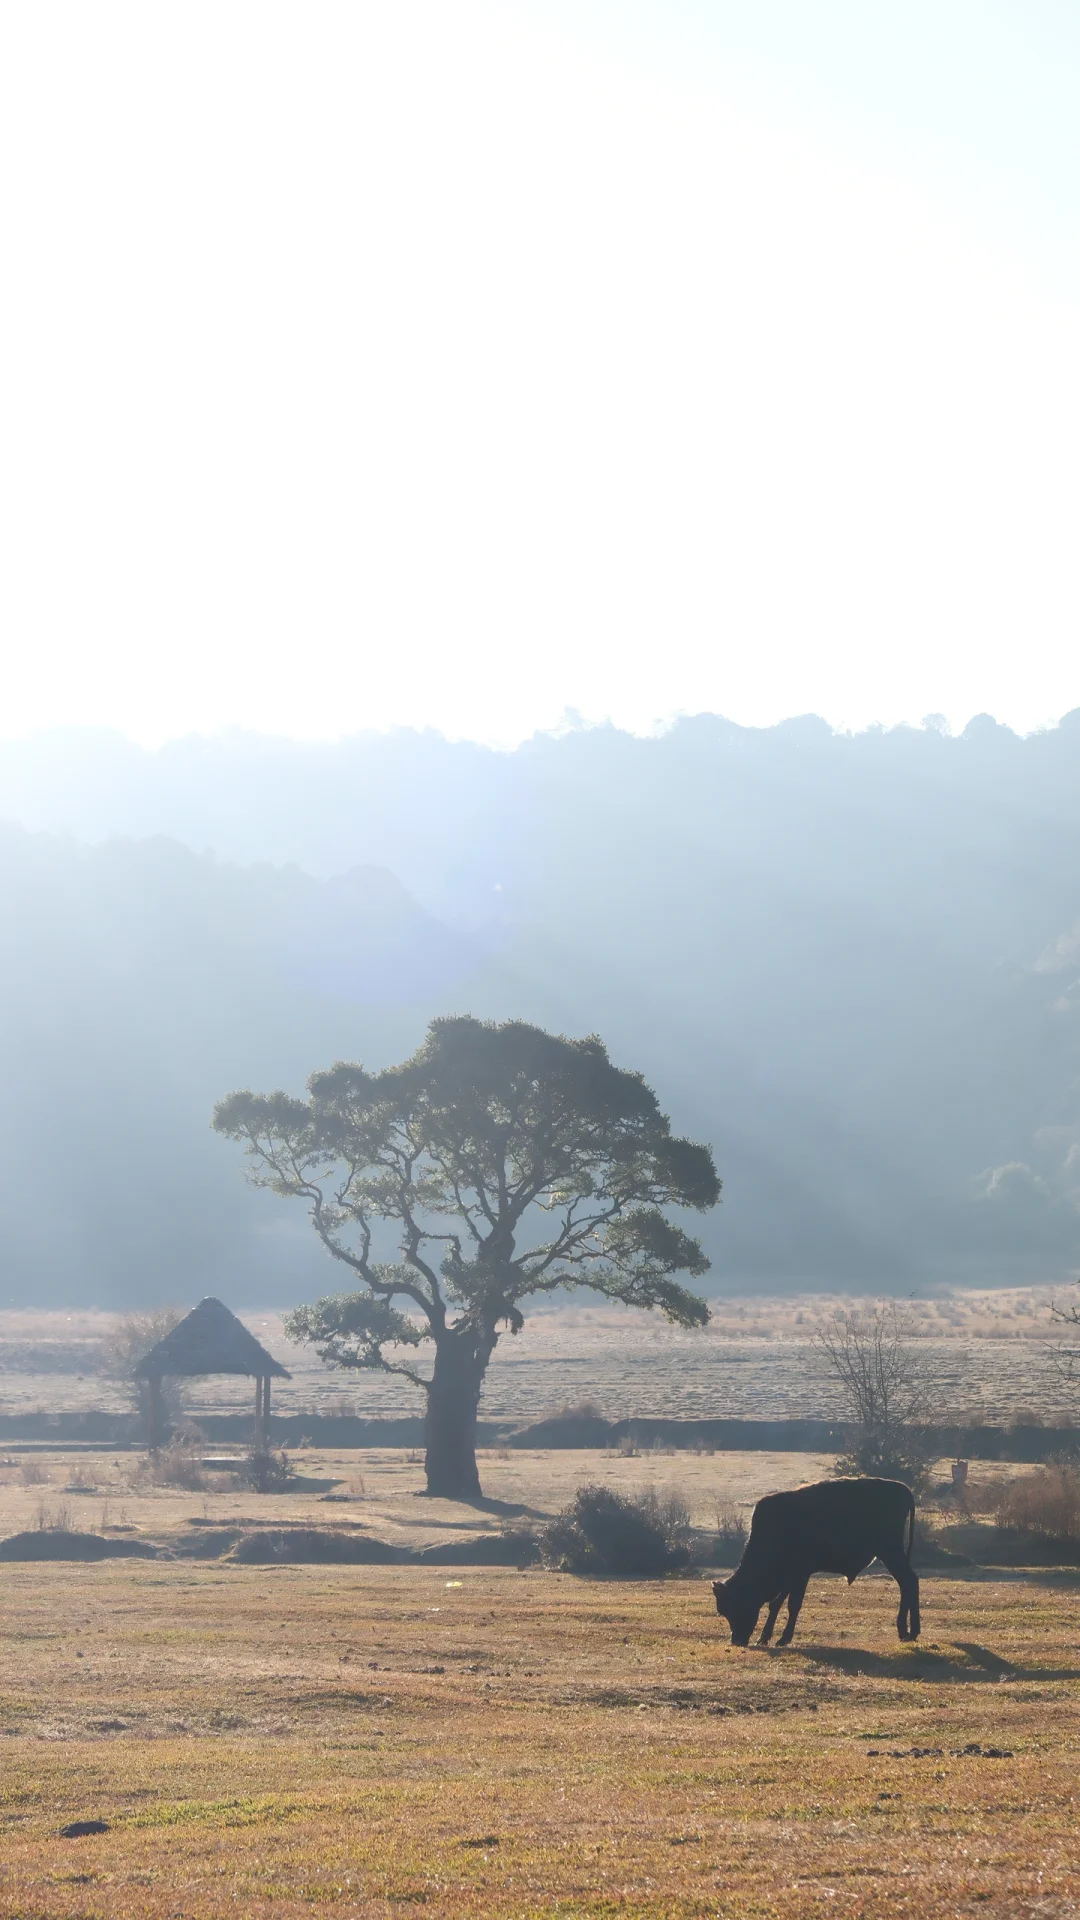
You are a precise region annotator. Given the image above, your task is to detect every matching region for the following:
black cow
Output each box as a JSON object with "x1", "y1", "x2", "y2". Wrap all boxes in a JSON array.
[{"x1": 711, "y1": 1477, "x2": 919, "y2": 1647}]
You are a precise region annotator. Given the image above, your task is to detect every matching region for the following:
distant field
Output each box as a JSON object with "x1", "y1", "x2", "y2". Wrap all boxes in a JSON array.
[
  {"x1": 0, "y1": 1442, "x2": 846, "y2": 1547},
  {"x1": 1, "y1": 1512, "x2": 1078, "y2": 1916},
  {"x1": 0, "y1": 1288, "x2": 1070, "y2": 1426}
]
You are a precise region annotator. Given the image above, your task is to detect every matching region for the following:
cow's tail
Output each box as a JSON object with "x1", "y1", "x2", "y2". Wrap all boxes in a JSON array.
[{"x1": 905, "y1": 1487, "x2": 917, "y2": 1558}]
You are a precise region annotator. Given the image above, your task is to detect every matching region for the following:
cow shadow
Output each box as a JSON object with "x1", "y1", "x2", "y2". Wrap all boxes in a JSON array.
[{"x1": 792, "y1": 1640, "x2": 1080, "y2": 1684}]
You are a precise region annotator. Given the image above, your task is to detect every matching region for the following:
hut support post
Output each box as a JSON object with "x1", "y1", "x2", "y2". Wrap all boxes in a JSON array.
[
  {"x1": 254, "y1": 1374, "x2": 270, "y2": 1449},
  {"x1": 147, "y1": 1376, "x2": 164, "y2": 1453}
]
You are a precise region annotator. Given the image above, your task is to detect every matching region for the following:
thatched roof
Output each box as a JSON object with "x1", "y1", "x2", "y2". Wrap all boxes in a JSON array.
[{"x1": 135, "y1": 1297, "x2": 291, "y2": 1379}]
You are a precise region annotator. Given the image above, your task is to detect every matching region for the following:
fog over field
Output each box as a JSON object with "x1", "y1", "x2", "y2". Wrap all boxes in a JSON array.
[{"x1": 2, "y1": 714, "x2": 1079, "y2": 1309}]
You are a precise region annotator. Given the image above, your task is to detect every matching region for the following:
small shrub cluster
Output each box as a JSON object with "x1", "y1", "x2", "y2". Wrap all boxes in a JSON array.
[
  {"x1": 540, "y1": 1483, "x2": 691, "y2": 1576},
  {"x1": 240, "y1": 1447, "x2": 295, "y2": 1493},
  {"x1": 958, "y1": 1473, "x2": 1010, "y2": 1516},
  {"x1": 134, "y1": 1442, "x2": 208, "y2": 1491},
  {"x1": 832, "y1": 1429, "x2": 936, "y2": 1496},
  {"x1": 35, "y1": 1499, "x2": 75, "y2": 1533},
  {"x1": 713, "y1": 1501, "x2": 749, "y2": 1563},
  {"x1": 99, "y1": 1306, "x2": 188, "y2": 1433},
  {"x1": 995, "y1": 1466, "x2": 1080, "y2": 1541},
  {"x1": 64, "y1": 1461, "x2": 100, "y2": 1493}
]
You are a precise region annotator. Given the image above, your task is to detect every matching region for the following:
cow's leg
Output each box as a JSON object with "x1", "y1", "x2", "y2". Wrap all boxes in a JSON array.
[
  {"x1": 776, "y1": 1576, "x2": 809, "y2": 1647},
  {"x1": 758, "y1": 1592, "x2": 786, "y2": 1646},
  {"x1": 880, "y1": 1551, "x2": 921, "y2": 1641}
]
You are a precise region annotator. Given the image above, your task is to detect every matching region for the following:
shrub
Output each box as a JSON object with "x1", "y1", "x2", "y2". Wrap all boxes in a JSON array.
[
  {"x1": 134, "y1": 1442, "x2": 207, "y2": 1491},
  {"x1": 64, "y1": 1461, "x2": 99, "y2": 1492},
  {"x1": 995, "y1": 1466, "x2": 1080, "y2": 1541},
  {"x1": 100, "y1": 1307, "x2": 188, "y2": 1434},
  {"x1": 240, "y1": 1446, "x2": 295, "y2": 1493},
  {"x1": 637, "y1": 1485, "x2": 692, "y2": 1549},
  {"x1": 18, "y1": 1458, "x2": 49, "y2": 1486},
  {"x1": 713, "y1": 1500, "x2": 749, "y2": 1563},
  {"x1": 816, "y1": 1302, "x2": 939, "y2": 1495},
  {"x1": 959, "y1": 1473, "x2": 1010, "y2": 1516},
  {"x1": 539, "y1": 1483, "x2": 691, "y2": 1576},
  {"x1": 35, "y1": 1499, "x2": 74, "y2": 1533}
]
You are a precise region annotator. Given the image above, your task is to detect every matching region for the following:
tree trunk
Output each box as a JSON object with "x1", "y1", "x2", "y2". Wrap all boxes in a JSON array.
[{"x1": 424, "y1": 1333, "x2": 485, "y2": 1499}]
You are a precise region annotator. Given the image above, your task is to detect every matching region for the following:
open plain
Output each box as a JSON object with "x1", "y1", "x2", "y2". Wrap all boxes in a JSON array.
[
  {"x1": 0, "y1": 1292, "x2": 1070, "y2": 1428},
  {"x1": 1, "y1": 1448, "x2": 1079, "y2": 1917}
]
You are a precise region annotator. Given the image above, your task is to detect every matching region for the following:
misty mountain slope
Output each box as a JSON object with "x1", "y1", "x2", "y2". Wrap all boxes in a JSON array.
[
  {"x1": 0, "y1": 828, "x2": 496, "y2": 1305},
  {"x1": 1, "y1": 712, "x2": 1079, "y2": 1303}
]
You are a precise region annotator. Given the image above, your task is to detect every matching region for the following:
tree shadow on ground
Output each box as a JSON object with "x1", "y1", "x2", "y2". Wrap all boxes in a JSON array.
[
  {"x1": 460, "y1": 1495, "x2": 548, "y2": 1520},
  {"x1": 388, "y1": 1512, "x2": 533, "y2": 1533},
  {"x1": 409, "y1": 1492, "x2": 547, "y2": 1520},
  {"x1": 793, "y1": 1641, "x2": 1080, "y2": 1683}
]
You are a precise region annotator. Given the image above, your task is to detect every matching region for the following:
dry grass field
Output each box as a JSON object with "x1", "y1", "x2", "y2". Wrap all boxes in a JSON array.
[
  {"x1": 2, "y1": 1450, "x2": 1080, "y2": 1917},
  {"x1": 3, "y1": 1556, "x2": 1080, "y2": 1918},
  {"x1": 0, "y1": 1289, "x2": 1071, "y2": 1427},
  {"x1": 0, "y1": 1445, "x2": 840, "y2": 1553}
]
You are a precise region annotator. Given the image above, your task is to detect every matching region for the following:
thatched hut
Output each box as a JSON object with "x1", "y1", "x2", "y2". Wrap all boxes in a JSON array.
[{"x1": 135, "y1": 1296, "x2": 290, "y2": 1448}]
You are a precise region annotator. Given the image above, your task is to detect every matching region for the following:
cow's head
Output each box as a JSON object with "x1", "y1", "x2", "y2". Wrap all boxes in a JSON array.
[{"x1": 711, "y1": 1578, "x2": 759, "y2": 1647}]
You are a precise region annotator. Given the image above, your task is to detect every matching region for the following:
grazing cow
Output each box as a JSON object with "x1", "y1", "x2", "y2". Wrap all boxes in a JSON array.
[{"x1": 711, "y1": 1477, "x2": 919, "y2": 1647}]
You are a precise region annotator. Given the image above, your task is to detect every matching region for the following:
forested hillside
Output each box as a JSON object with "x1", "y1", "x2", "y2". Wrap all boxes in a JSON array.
[{"x1": 1, "y1": 712, "x2": 1079, "y2": 1305}]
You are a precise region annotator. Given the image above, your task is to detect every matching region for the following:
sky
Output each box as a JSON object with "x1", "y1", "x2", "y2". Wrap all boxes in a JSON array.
[{"x1": 1, "y1": 0, "x2": 1079, "y2": 747}]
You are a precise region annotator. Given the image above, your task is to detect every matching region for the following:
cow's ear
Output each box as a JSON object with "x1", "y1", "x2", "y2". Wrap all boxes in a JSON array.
[{"x1": 712, "y1": 1579, "x2": 728, "y2": 1598}]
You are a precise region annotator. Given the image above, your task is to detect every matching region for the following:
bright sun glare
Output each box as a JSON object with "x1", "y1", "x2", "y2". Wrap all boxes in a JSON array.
[{"x1": 1, "y1": 0, "x2": 1078, "y2": 745}]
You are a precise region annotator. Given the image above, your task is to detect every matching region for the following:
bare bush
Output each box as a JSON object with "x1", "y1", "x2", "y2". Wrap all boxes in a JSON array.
[
  {"x1": 239, "y1": 1447, "x2": 295, "y2": 1493},
  {"x1": 995, "y1": 1466, "x2": 1080, "y2": 1542},
  {"x1": 19, "y1": 1458, "x2": 49, "y2": 1486},
  {"x1": 637, "y1": 1485, "x2": 692, "y2": 1548},
  {"x1": 540, "y1": 1483, "x2": 691, "y2": 1576},
  {"x1": 713, "y1": 1500, "x2": 749, "y2": 1562},
  {"x1": 131, "y1": 1441, "x2": 207, "y2": 1491},
  {"x1": 64, "y1": 1461, "x2": 99, "y2": 1492},
  {"x1": 35, "y1": 1500, "x2": 75, "y2": 1532},
  {"x1": 815, "y1": 1300, "x2": 939, "y2": 1492},
  {"x1": 1049, "y1": 1285, "x2": 1080, "y2": 1419},
  {"x1": 959, "y1": 1473, "x2": 1010, "y2": 1516},
  {"x1": 100, "y1": 1307, "x2": 187, "y2": 1434}
]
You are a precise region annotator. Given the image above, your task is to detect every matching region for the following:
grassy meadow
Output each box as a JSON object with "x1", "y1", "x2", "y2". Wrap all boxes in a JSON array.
[
  {"x1": 1, "y1": 1448, "x2": 1079, "y2": 1917},
  {"x1": 0, "y1": 1291, "x2": 1070, "y2": 1426}
]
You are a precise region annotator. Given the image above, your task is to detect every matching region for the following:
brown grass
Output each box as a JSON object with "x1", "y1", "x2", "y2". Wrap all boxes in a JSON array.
[
  {"x1": 0, "y1": 1448, "x2": 1078, "y2": 1914},
  {"x1": 0, "y1": 1445, "x2": 844, "y2": 1551},
  {"x1": 0, "y1": 1555, "x2": 1079, "y2": 1916},
  {"x1": 0, "y1": 1289, "x2": 1074, "y2": 1428},
  {"x1": 995, "y1": 1463, "x2": 1080, "y2": 1540}
]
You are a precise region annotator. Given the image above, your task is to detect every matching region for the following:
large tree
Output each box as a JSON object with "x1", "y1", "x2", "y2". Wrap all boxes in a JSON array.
[{"x1": 212, "y1": 1017, "x2": 721, "y2": 1498}]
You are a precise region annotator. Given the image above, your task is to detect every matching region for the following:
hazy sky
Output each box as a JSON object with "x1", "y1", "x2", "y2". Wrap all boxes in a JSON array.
[{"x1": 2, "y1": 1, "x2": 1079, "y2": 746}]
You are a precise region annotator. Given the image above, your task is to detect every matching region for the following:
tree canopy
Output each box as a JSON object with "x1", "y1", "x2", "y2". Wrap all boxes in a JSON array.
[{"x1": 213, "y1": 1015, "x2": 720, "y2": 1494}]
